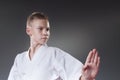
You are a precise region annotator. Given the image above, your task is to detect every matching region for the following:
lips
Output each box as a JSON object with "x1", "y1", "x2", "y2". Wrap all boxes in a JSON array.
[{"x1": 41, "y1": 37, "x2": 48, "y2": 39}]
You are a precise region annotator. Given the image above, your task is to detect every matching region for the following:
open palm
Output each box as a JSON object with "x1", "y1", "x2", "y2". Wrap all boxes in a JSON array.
[{"x1": 81, "y1": 49, "x2": 100, "y2": 80}]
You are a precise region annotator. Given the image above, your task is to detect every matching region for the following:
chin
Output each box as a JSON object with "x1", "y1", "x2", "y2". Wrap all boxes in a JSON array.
[
  {"x1": 38, "y1": 39, "x2": 48, "y2": 45},
  {"x1": 40, "y1": 42, "x2": 47, "y2": 45}
]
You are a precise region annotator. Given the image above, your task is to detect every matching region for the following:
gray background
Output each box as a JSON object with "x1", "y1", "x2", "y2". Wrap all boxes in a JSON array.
[{"x1": 0, "y1": 1, "x2": 120, "y2": 80}]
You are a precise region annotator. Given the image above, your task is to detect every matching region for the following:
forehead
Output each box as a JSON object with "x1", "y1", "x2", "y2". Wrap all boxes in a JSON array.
[{"x1": 30, "y1": 19, "x2": 50, "y2": 28}]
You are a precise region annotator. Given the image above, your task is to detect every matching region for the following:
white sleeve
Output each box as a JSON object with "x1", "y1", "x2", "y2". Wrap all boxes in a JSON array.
[
  {"x1": 55, "y1": 48, "x2": 83, "y2": 80},
  {"x1": 64, "y1": 52, "x2": 83, "y2": 80},
  {"x1": 8, "y1": 54, "x2": 21, "y2": 80}
]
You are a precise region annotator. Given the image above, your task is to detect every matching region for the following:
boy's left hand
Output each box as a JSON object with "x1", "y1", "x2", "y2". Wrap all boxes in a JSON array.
[{"x1": 81, "y1": 49, "x2": 100, "y2": 80}]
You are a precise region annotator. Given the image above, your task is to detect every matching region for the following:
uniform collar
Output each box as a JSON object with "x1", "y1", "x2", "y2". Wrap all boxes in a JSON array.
[{"x1": 26, "y1": 44, "x2": 48, "y2": 62}]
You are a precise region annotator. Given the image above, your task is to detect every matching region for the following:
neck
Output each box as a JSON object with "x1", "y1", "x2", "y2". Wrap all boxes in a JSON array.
[{"x1": 29, "y1": 39, "x2": 42, "y2": 60}]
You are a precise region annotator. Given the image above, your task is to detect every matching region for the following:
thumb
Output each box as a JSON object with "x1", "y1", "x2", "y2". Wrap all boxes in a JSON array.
[{"x1": 82, "y1": 64, "x2": 89, "y2": 72}]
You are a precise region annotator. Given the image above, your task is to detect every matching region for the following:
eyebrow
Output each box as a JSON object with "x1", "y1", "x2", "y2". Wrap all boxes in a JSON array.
[{"x1": 36, "y1": 26, "x2": 50, "y2": 28}]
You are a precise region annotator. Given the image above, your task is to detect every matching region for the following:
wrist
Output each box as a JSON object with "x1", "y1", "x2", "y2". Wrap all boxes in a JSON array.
[{"x1": 80, "y1": 76, "x2": 95, "y2": 80}]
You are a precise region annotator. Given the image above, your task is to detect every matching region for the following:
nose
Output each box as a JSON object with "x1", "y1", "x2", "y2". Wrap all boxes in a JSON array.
[{"x1": 42, "y1": 29, "x2": 48, "y2": 36}]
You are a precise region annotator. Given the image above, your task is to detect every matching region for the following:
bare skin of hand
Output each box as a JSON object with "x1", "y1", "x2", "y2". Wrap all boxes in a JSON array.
[{"x1": 80, "y1": 49, "x2": 100, "y2": 80}]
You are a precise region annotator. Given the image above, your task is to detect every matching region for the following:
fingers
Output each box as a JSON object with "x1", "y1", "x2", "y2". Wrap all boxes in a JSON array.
[
  {"x1": 85, "y1": 48, "x2": 100, "y2": 66},
  {"x1": 91, "y1": 49, "x2": 100, "y2": 67},
  {"x1": 85, "y1": 50, "x2": 93, "y2": 64},
  {"x1": 93, "y1": 50, "x2": 98, "y2": 64},
  {"x1": 91, "y1": 49, "x2": 96, "y2": 62},
  {"x1": 97, "y1": 56, "x2": 100, "y2": 67},
  {"x1": 93, "y1": 49, "x2": 100, "y2": 67}
]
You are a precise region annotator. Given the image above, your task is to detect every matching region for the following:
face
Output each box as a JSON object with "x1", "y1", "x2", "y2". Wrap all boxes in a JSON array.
[{"x1": 27, "y1": 19, "x2": 50, "y2": 45}]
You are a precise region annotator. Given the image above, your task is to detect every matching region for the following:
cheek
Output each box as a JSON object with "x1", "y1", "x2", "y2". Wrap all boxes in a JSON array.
[
  {"x1": 48, "y1": 31, "x2": 50, "y2": 36},
  {"x1": 33, "y1": 32, "x2": 42, "y2": 39},
  {"x1": 48, "y1": 33, "x2": 50, "y2": 37}
]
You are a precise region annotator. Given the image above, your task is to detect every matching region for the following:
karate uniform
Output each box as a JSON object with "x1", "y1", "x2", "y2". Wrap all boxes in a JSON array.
[{"x1": 8, "y1": 44, "x2": 83, "y2": 80}]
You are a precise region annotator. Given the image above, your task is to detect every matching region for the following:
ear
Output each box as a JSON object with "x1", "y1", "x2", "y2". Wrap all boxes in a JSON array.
[{"x1": 26, "y1": 26, "x2": 32, "y2": 36}]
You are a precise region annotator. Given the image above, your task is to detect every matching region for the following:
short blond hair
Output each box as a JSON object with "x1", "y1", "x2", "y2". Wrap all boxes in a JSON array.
[{"x1": 26, "y1": 12, "x2": 48, "y2": 27}]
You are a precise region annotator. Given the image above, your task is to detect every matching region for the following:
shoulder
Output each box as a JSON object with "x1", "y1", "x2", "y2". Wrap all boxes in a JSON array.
[
  {"x1": 16, "y1": 51, "x2": 27, "y2": 57},
  {"x1": 14, "y1": 51, "x2": 27, "y2": 62},
  {"x1": 46, "y1": 46, "x2": 66, "y2": 57}
]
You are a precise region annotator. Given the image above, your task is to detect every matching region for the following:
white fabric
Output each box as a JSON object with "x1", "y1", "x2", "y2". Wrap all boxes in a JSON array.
[{"x1": 8, "y1": 44, "x2": 83, "y2": 80}]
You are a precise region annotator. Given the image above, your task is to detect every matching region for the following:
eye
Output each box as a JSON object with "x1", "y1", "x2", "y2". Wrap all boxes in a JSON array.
[
  {"x1": 46, "y1": 28, "x2": 50, "y2": 31},
  {"x1": 38, "y1": 27, "x2": 43, "y2": 31}
]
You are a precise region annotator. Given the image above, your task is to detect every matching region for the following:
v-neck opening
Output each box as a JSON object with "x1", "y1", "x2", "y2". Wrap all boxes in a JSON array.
[{"x1": 26, "y1": 44, "x2": 47, "y2": 62}]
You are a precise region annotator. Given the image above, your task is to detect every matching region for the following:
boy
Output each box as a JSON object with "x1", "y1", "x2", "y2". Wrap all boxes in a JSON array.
[{"x1": 8, "y1": 12, "x2": 100, "y2": 80}]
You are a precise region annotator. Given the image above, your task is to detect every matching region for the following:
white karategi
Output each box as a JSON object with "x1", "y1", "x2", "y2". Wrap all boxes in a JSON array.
[{"x1": 8, "y1": 44, "x2": 83, "y2": 80}]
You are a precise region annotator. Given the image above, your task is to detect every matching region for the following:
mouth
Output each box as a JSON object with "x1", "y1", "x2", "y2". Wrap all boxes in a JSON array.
[{"x1": 41, "y1": 37, "x2": 48, "y2": 40}]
